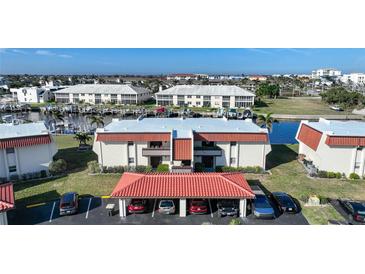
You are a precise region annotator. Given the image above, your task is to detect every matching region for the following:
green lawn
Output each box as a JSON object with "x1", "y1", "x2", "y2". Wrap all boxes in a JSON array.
[
  {"x1": 253, "y1": 97, "x2": 353, "y2": 115},
  {"x1": 13, "y1": 137, "x2": 365, "y2": 225}
]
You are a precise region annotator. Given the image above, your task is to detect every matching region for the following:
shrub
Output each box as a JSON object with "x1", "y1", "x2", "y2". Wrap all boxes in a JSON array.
[
  {"x1": 9, "y1": 174, "x2": 19, "y2": 181},
  {"x1": 156, "y1": 164, "x2": 169, "y2": 172},
  {"x1": 194, "y1": 162, "x2": 204, "y2": 172},
  {"x1": 221, "y1": 166, "x2": 238, "y2": 172},
  {"x1": 298, "y1": 194, "x2": 309, "y2": 203},
  {"x1": 349, "y1": 173, "x2": 360, "y2": 180},
  {"x1": 40, "y1": 170, "x2": 48, "y2": 178},
  {"x1": 229, "y1": 218, "x2": 241, "y2": 225},
  {"x1": 0, "y1": 177, "x2": 7, "y2": 183},
  {"x1": 317, "y1": 170, "x2": 328, "y2": 178},
  {"x1": 220, "y1": 166, "x2": 264, "y2": 174},
  {"x1": 318, "y1": 195, "x2": 329, "y2": 205},
  {"x1": 88, "y1": 161, "x2": 101, "y2": 174},
  {"x1": 135, "y1": 165, "x2": 153, "y2": 173},
  {"x1": 215, "y1": 166, "x2": 224, "y2": 172},
  {"x1": 49, "y1": 159, "x2": 67, "y2": 175},
  {"x1": 335, "y1": 172, "x2": 342, "y2": 179},
  {"x1": 327, "y1": 172, "x2": 336, "y2": 179}
]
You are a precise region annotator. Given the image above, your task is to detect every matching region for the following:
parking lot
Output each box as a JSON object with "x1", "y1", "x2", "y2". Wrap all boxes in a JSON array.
[
  {"x1": 330, "y1": 199, "x2": 365, "y2": 225},
  {"x1": 8, "y1": 197, "x2": 309, "y2": 225}
]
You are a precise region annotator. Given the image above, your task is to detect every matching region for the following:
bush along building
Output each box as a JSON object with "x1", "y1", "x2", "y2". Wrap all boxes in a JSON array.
[
  {"x1": 93, "y1": 117, "x2": 271, "y2": 172},
  {"x1": 296, "y1": 118, "x2": 365, "y2": 178},
  {"x1": 0, "y1": 122, "x2": 58, "y2": 181}
]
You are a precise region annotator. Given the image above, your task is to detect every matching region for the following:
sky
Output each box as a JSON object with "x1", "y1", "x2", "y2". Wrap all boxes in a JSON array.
[{"x1": 1, "y1": 48, "x2": 365, "y2": 75}]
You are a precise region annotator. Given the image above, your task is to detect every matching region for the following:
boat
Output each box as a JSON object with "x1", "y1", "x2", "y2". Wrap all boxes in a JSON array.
[{"x1": 330, "y1": 105, "x2": 343, "y2": 111}]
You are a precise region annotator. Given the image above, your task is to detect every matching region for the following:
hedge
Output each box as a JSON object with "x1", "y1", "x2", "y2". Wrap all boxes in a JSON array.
[
  {"x1": 349, "y1": 173, "x2": 360, "y2": 180},
  {"x1": 156, "y1": 164, "x2": 169, "y2": 172},
  {"x1": 215, "y1": 166, "x2": 264, "y2": 174},
  {"x1": 49, "y1": 159, "x2": 67, "y2": 175},
  {"x1": 101, "y1": 165, "x2": 153, "y2": 174}
]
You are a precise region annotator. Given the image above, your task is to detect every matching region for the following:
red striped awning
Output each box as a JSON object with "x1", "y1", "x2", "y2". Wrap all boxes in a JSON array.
[
  {"x1": 173, "y1": 139, "x2": 192, "y2": 161},
  {"x1": 325, "y1": 136, "x2": 365, "y2": 147},
  {"x1": 297, "y1": 124, "x2": 322, "y2": 151},
  {"x1": 194, "y1": 133, "x2": 268, "y2": 143},
  {"x1": 0, "y1": 135, "x2": 52, "y2": 150},
  {"x1": 0, "y1": 183, "x2": 15, "y2": 212},
  {"x1": 111, "y1": 172, "x2": 255, "y2": 199},
  {"x1": 96, "y1": 133, "x2": 171, "y2": 142}
]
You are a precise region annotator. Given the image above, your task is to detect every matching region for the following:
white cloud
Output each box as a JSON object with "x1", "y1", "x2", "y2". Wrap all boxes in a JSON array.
[
  {"x1": 58, "y1": 54, "x2": 72, "y2": 58},
  {"x1": 246, "y1": 48, "x2": 273, "y2": 55},
  {"x1": 35, "y1": 50, "x2": 55, "y2": 56},
  {"x1": 12, "y1": 49, "x2": 27, "y2": 54}
]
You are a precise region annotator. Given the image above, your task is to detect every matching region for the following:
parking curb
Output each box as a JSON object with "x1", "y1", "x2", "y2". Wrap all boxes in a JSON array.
[{"x1": 101, "y1": 195, "x2": 110, "y2": 199}]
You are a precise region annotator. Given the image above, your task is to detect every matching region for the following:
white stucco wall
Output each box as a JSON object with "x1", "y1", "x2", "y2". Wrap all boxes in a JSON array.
[
  {"x1": 298, "y1": 135, "x2": 358, "y2": 176},
  {"x1": 99, "y1": 142, "x2": 128, "y2": 166},
  {"x1": 0, "y1": 212, "x2": 8, "y2": 225},
  {"x1": 238, "y1": 143, "x2": 269, "y2": 168}
]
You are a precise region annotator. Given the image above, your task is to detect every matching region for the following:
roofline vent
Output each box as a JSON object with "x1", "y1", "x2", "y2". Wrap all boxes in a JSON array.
[{"x1": 137, "y1": 115, "x2": 144, "y2": 122}]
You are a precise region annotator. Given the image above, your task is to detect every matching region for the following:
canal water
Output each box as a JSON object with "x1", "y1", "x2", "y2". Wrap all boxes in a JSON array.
[{"x1": 2, "y1": 112, "x2": 300, "y2": 144}]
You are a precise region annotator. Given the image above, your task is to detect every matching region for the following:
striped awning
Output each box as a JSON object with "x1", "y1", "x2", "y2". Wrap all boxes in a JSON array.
[
  {"x1": 0, "y1": 135, "x2": 52, "y2": 149},
  {"x1": 194, "y1": 133, "x2": 268, "y2": 143},
  {"x1": 297, "y1": 124, "x2": 322, "y2": 151},
  {"x1": 0, "y1": 183, "x2": 15, "y2": 212},
  {"x1": 325, "y1": 136, "x2": 365, "y2": 147}
]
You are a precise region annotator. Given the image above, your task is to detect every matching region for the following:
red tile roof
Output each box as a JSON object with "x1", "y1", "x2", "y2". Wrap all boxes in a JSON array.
[
  {"x1": 194, "y1": 133, "x2": 268, "y2": 143},
  {"x1": 111, "y1": 172, "x2": 255, "y2": 199},
  {"x1": 173, "y1": 139, "x2": 192, "y2": 160},
  {"x1": 0, "y1": 135, "x2": 52, "y2": 149},
  {"x1": 325, "y1": 136, "x2": 365, "y2": 147},
  {"x1": 96, "y1": 133, "x2": 171, "y2": 142},
  {"x1": 0, "y1": 183, "x2": 15, "y2": 212},
  {"x1": 297, "y1": 124, "x2": 322, "y2": 151}
]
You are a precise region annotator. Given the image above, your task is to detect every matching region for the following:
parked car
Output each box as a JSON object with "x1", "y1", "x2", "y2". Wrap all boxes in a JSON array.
[
  {"x1": 339, "y1": 200, "x2": 365, "y2": 223},
  {"x1": 253, "y1": 194, "x2": 275, "y2": 219},
  {"x1": 158, "y1": 200, "x2": 175, "y2": 214},
  {"x1": 217, "y1": 200, "x2": 239, "y2": 217},
  {"x1": 59, "y1": 192, "x2": 79, "y2": 216},
  {"x1": 270, "y1": 192, "x2": 299, "y2": 214},
  {"x1": 128, "y1": 199, "x2": 148, "y2": 214},
  {"x1": 188, "y1": 199, "x2": 208, "y2": 214}
]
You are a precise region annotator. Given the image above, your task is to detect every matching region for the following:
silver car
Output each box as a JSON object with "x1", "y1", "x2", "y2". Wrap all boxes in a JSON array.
[{"x1": 158, "y1": 200, "x2": 175, "y2": 214}]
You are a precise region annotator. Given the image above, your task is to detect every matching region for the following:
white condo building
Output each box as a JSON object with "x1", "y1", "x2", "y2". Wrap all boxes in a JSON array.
[
  {"x1": 93, "y1": 117, "x2": 271, "y2": 171},
  {"x1": 155, "y1": 85, "x2": 255, "y2": 108},
  {"x1": 0, "y1": 122, "x2": 58, "y2": 181},
  {"x1": 296, "y1": 118, "x2": 365, "y2": 177},
  {"x1": 311, "y1": 68, "x2": 342, "y2": 79},
  {"x1": 340, "y1": 73, "x2": 365, "y2": 85},
  {"x1": 54, "y1": 84, "x2": 152, "y2": 105},
  {"x1": 10, "y1": 87, "x2": 54, "y2": 103}
]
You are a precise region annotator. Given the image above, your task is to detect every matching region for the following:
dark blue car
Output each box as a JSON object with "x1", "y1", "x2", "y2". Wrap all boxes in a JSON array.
[{"x1": 253, "y1": 194, "x2": 275, "y2": 219}]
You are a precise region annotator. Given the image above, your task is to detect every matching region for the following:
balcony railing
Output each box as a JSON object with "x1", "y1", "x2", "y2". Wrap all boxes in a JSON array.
[
  {"x1": 193, "y1": 146, "x2": 222, "y2": 156},
  {"x1": 142, "y1": 147, "x2": 170, "y2": 156}
]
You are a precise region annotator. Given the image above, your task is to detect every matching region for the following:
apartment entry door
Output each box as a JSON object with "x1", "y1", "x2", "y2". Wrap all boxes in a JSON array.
[{"x1": 150, "y1": 156, "x2": 162, "y2": 169}]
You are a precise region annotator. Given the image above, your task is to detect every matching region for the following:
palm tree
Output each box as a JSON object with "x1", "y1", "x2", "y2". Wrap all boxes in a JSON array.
[
  {"x1": 74, "y1": 132, "x2": 91, "y2": 146},
  {"x1": 89, "y1": 115, "x2": 104, "y2": 128},
  {"x1": 257, "y1": 112, "x2": 276, "y2": 131}
]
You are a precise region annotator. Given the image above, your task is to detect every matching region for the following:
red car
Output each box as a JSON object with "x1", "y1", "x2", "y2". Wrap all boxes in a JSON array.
[
  {"x1": 188, "y1": 199, "x2": 208, "y2": 214},
  {"x1": 127, "y1": 199, "x2": 148, "y2": 213}
]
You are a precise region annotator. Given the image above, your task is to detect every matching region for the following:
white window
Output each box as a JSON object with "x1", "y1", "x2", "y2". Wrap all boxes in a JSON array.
[
  {"x1": 6, "y1": 147, "x2": 15, "y2": 154},
  {"x1": 8, "y1": 165, "x2": 17, "y2": 173}
]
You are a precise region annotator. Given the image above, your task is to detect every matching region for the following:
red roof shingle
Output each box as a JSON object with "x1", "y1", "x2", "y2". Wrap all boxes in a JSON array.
[
  {"x1": 325, "y1": 136, "x2": 365, "y2": 147},
  {"x1": 297, "y1": 124, "x2": 322, "y2": 151},
  {"x1": 111, "y1": 172, "x2": 255, "y2": 199},
  {"x1": 0, "y1": 135, "x2": 52, "y2": 149},
  {"x1": 0, "y1": 183, "x2": 15, "y2": 212}
]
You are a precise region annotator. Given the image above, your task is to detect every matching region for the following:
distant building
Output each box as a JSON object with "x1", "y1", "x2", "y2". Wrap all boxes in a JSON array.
[
  {"x1": 311, "y1": 68, "x2": 341, "y2": 79},
  {"x1": 54, "y1": 84, "x2": 152, "y2": 105},
  {"x1": 296, "y1": 118, "x2": 365, "y2": 177},
  {"x1": 166, "y1": 74, "x2": 198, "y2": 81},
  {"x1": 93, "y1": 117, "x2": 271, "y2": 171},
  {"x1": 247, "y1": 75, "x2": 267, "y2": 81},
  {"x1": 155, "y1": 85, "x2": 255, "y2": 108},
  {"x1": 0, "y1": 122, "x2": 58, "y2": 181},
  {"x1": 340, "y1": 73, "x2": 365, "y2": 85},
  {"x1": 10, "y1": 87, "x2": 54, "y2": 103}
]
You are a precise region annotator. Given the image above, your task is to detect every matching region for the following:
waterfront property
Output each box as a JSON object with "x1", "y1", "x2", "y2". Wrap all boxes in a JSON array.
[
  {"x1": 0, "y1": 182, "x2": 14, "y2": 225},
  {"x1": 155, "y1": 85, "x2": 255, "y2": 108},
  {"x1": 111, "y1": 172, "x2": 255, "y2": 218},
  {"x1": 0, "y1": 122, "x2": 58, "y2": 181},
  {"x1": 10, "y1": 87, "x2": 54, "y2": 103},
  {"x1": 296, "y1": 118, "x2": 365, "y2": 177},
  {"x1": 93, "y1": 117, "x2": 271, "y2": 171},
  {"x1": 54, "y1": 84, "x2": 152, "y2": 105}
]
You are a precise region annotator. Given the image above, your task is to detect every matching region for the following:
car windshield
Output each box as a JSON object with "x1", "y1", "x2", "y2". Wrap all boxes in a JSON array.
[
  {"x1": 192, "y1": 200, "x2": 206, "y2": 206},
  {"x1": 255, "y1": 195, "x2": 272, "y2": 208},
  {"x1": 276, "y1": 194, "x2": 294, "y2": 206},
  {"x1": 61, "y1": 193, "x2": 74, "y2": 204},
  {"x1": 132, "y1": 200, "x2": 144, "y2": 206},
  {"x1": 220, "y1": 200, "x2": 236, "y2": 207},
  {"x1": 160, "y1": 201, "x2": 173, "y2": 207},
  {"x1": 351, "y1": 202, "x2": 365, "y2": 214}
]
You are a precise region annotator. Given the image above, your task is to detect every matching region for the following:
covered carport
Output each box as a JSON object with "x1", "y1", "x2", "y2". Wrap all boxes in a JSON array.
[
  {"x1": 110, "y1": 172, "x2": 255, "y2": 219},
  {"x1": 0, "y1": 183, "x2": 15, "y2": 225}
]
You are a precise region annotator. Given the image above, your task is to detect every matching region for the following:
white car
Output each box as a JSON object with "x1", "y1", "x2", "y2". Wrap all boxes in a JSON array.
[{"x1": 158, "y1": 200, "x2": 175, "y2": 214}]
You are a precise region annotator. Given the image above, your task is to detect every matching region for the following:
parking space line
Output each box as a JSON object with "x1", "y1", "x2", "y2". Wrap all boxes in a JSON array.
[
  {"x1": 85, "y1": 197, "x2": 92, "y2": 219},
  {"x1": 152, "y1": 199, "x2": 157, "y2": 217},
  {"x1": 208, "y1": 199, "x2": 213, "y2": 218},
  {"x1": 49, "y1": 202, "x2": 56, "y2": 223}
]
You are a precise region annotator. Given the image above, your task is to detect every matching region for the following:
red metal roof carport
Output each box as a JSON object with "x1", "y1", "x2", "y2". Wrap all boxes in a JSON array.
[
  {"x1": 0, "y1": 183, "x2": 15, "y2": 225},
  {"x1": 111, "y1": 172, "x2": 255, "y2": 218}
]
